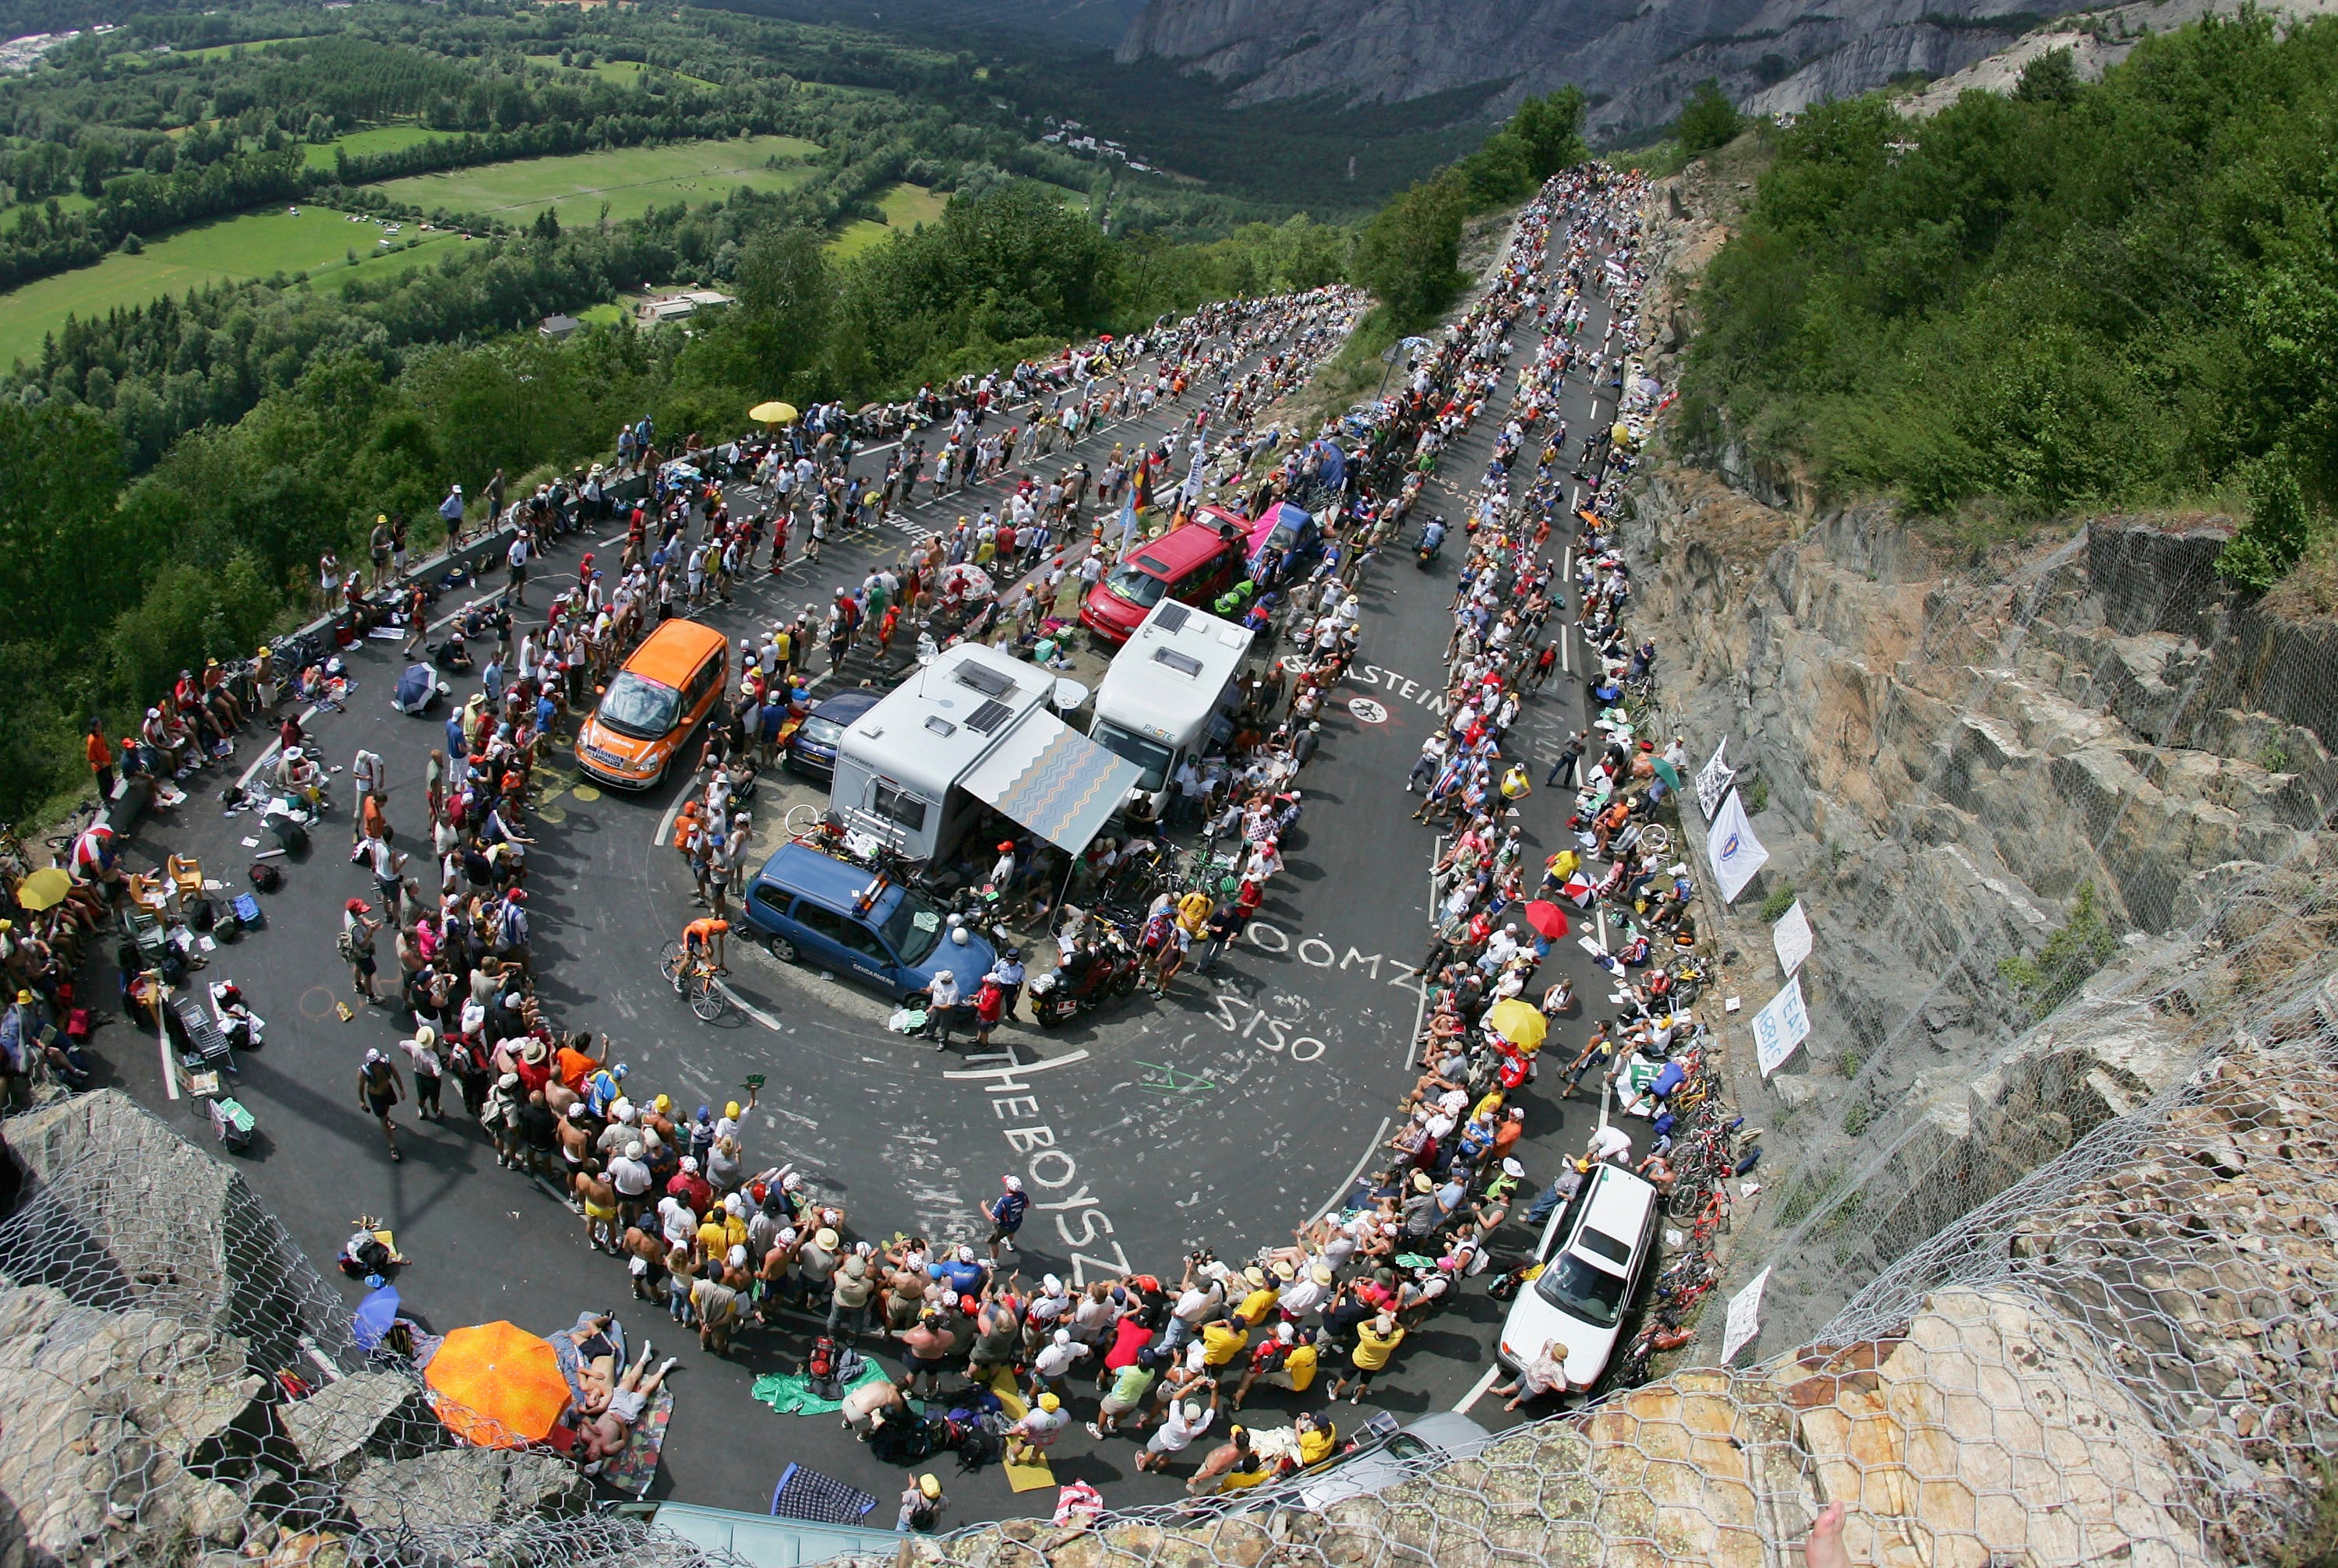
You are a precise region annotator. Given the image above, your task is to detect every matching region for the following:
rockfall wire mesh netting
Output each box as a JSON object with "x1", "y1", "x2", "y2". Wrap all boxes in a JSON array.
[
  {"x1": 0, "y1": 1091, "x2": 752, "y2": 1568},
  {"x1": 1643, "y1": 509, "x2": 2338, "y2": 1357}
]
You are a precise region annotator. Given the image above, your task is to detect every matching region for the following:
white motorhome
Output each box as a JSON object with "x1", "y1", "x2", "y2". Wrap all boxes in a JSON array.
[
  {"x1": 1089, "y1": 600, "x2": 1253, "y2": 821},
  {"x1": 828, "y1": 643, "x2": 1141, "y2": 866}
]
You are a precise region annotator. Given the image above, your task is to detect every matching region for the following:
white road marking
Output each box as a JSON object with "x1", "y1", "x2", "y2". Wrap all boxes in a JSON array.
[
  {"x1": 716, "y1": 979, "x2": 782, "y2": 1029},
  {"x1": 1309, "y1": 1115, "x2": 1392, "y2": 1225},
  {"x1": 158, "y1": 1012, "x2": 179, "y2": 1101},
  {"x1": 1454, "y1": 1362, "x2": 1504, "y2": 1414},
  {"x1": 943, "y1": 1048, "x2": 1090, "y2": 1080}
]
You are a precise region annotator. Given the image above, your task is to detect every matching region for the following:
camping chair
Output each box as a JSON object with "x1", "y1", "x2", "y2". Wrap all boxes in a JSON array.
[{"x1": 168, "y1": 854, "x2": 205, "y2": 907}]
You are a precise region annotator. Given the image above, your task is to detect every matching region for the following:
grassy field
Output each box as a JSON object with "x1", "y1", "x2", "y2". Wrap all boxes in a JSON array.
[
  {"x1": 577, "y1": 301, "x2": 629, "y2": 327},
  {"x1": 301, "y1": 124, "x2": 447, "y2": 167},
  {"x1": 828, "y1": 182, "x2": 950, "y2": 256},
  {"x1": 171, "y1": 37, "x2": 314, "y2": 62},
  {"x1": 369, "y1": 134, "x2": 818, "y2": 227},
  {"x1": 0, "y1": 207, "x2": 457, "y2": 370},
  {"x1": 526, "y1": 55, "x2": 719, "y2": 90}
]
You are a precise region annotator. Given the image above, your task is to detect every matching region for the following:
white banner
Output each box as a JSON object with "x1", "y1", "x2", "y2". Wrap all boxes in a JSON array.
[
  {"x1": 1721, "y1": 1266, "x2": 1771, "y2": 1363},
  {"x1": 1706, "y1": 788, "x2": 1769, "y2": 905},
  {"x1": 1695, "y1": 739, "x2": 1735, "y2": 821},
  {"x1": 1772, "y1": 899, "x2": 1814, "y2": 976},
  {"x1": 1752, "y1": 975, "x2": 1811, "y2": 1079}
]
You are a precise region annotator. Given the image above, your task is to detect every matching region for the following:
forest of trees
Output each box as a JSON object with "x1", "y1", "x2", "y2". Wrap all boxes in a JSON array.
[
  {"x1": 1683, "y1": 13, "x2": 2337, "y2": 588},
  {"x1": 0, "y1": 0, "x2": 1589, "y2": 822}
]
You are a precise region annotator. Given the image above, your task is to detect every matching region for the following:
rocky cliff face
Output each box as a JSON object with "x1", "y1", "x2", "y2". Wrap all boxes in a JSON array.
[
  {"x1": 1114, "y1": 0, "x2": 2096, "y2": 140},
  {"x1": 1612, "y1": 163, "x2": 2338, "y2": 1352}
]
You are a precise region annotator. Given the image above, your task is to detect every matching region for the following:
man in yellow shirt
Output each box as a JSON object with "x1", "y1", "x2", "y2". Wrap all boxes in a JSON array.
[
  {"x1": 1175, "y1": 886, "x2": 1213, "y2": 936},
  {"x1": 1231, "y1": 1263, "x2": 1281, "y2": 1326},
  {"x1": 1329, "y1": 1312, "x2": 1405, "y2": 1402},
  {"x1": 1199, "y1": 1313, "x2": 1250, "y2": 1369}
]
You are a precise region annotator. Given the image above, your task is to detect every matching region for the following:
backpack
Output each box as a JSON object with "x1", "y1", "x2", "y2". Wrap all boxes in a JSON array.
[
  {"x1": 804, "y1": 1336, "x2": 842, "y2": 1401},
  {"x1": 186, "y1": 895, "x2": 215, "y2": 932},
  {"x1": 249, "y1": 862, "x2": 283, "y2": 892},
  {"x1": 335, "y1": 929, "x2": 359, "y2": 963}
]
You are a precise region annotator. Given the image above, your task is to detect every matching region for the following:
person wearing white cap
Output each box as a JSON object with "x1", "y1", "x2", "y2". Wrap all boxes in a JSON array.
[
  {"x1": 1135, "y1": 1398, "x2": 1213, "y2": 1473},
  {"x1": 924, "y1": 968, "x2": 962, "y2": 1050},
  {"x1": 1029, "y1": 1325, "x2": 1091, "y2": 1404},
  {"x1": 356, "y1": 1047, "x2": 407, "y2": 1163},
  {"x1": 984, "y1": 1173, "x2": 1027, "y2": 1259}
]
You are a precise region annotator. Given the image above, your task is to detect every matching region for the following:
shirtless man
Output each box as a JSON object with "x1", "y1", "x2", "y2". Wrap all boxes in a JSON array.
[
  {"x1": 618, "y1": 1224, "x2": 667, "y2": 1302},
  {"x1": 556, "y1": 1103, "x2": 594, "y2": 1176},
  {"x1": 574, "y1": 1160, "x2": 622, "y2": 1254},
  {"x1": 896, "y1": 1310, "x2": 959, "y2": 1400}
]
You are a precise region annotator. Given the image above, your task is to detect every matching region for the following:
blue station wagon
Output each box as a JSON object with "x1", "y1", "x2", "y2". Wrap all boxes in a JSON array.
[{"x1": 741, "y1": 843, "x2": 995, "y2": 1002}]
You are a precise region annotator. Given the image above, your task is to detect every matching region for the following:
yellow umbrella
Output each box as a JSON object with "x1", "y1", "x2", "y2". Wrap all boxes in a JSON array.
[
  {"x1": 748, "y1": 401, "x2": 798, "y2": 426},
  {"x1": 1488, "y1": 998, "x2": 1548, "y2": 1053},
  {"x1": 425, "y1": 1322, "x2": 570, "y2": 1448},
  {"x1": 15, "y1": 867, "x2": 72, "y2": 913}
]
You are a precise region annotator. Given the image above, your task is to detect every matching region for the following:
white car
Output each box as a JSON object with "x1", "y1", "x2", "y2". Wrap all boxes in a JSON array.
[{"x1": 1496, "y1": 1160, "x2": 1660, "y2": 1394}]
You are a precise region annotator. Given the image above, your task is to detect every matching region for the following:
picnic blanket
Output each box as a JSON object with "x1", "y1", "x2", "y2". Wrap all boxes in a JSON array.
[
  {"x1": 598, "y1": 1382, "x2": 673, "y2": 1499},
  {"x1": 771, "y1": 1462, "x2": 878, "y2": 1525},
  {"x1": 750, "y1": 1359, "x2": 888, "y2": 1418},
  {"x1": 984, "y1": 1371, "x2": 1056, "y2": 1493}
]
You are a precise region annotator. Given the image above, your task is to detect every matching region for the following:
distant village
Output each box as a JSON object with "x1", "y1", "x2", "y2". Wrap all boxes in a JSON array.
[{"x1": 1037, "y1": 116, "x2": 1156, "y2": 174}]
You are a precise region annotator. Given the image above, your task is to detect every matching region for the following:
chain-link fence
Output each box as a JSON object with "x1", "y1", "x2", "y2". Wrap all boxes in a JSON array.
[{"x1": 0, "y1": 1089, "x2": 751, "y2": 1568}]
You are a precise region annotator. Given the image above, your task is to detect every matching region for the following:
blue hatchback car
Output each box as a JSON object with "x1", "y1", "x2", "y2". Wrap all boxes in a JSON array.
[
  {"x1": 741, "y1": 843, "x2": 995, "y2": 1002},
  {"x1": 785, "y1": 688, "x2": 882, "y2": 781}
]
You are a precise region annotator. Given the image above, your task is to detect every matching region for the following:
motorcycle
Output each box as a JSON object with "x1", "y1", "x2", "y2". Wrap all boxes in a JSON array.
[
  {"x1": 1031, "y1": 925, "x2": 1141, "y2": 1028},
  {"x1": 1415, "y1": 519, "x2": 1447, "y2": 569}
]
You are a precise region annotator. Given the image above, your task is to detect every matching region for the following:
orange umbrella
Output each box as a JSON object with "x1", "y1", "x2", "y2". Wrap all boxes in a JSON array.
[{"x1": 425, "y1": 1321, "x2": 570, "y2": 1448}]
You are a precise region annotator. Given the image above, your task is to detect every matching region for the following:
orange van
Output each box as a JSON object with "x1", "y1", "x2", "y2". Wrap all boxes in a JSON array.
[{"x1": 575, "y1": 618, "x2": 729, "y2": 789}]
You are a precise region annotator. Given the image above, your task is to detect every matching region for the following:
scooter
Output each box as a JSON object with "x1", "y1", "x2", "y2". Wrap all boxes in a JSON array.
[
  {"x1": 1030, "y1": 926, "x2": 1140, "y2": 1028},
  {"x1": 1415, "y1": 519, "x2": 1447, "y2": 569}
]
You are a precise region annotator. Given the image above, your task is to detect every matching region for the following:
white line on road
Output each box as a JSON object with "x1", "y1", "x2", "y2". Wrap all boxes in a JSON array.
[
  {"x1": 1454, "y1": 1362, "x2": 1504, "y2": 1414},
  {"x1": 1310, "y1": 1115, "x2": 1392, "y2": 1226},
  {"x1": 716, "y1": 979, "x2": 782, "y2": 1029},
  {"x1": 158, "y1": 1012, "x2": 179, "y2": 1101},
  {"x1": 943, "y1": 1048, "x2": 1090, "y2": 1081}
]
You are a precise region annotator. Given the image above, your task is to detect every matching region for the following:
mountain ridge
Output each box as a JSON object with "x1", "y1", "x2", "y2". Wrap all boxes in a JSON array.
[{"x1": 1114, "y1": 0, "x2": 2098, "y2": 140}]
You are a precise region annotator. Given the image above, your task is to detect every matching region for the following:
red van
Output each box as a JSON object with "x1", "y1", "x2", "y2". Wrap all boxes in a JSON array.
[{"x1": 1079, "y1": 521, "x2": 1243, "y2": 645}]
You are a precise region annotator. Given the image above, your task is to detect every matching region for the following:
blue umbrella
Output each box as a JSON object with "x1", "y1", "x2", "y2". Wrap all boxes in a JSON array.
[{"x1": 354, "y1": 1284, "x2": 401, "y2": 1351}]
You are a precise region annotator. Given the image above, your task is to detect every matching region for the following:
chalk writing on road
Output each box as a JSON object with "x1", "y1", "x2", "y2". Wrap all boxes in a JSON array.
[
  {"x1": 945, "y1": 1054, "x2": 1131, "y2": 1287},
  {"x1": 1242, "y1": 922, "x2": 1424, "y2": 996},
  {"x1": 1135, "y1": 1060, "x2": 1220, "y2": 1096},
  {"x1": 1352, "y1": 663, "x2": 1450, "y2": 718}
]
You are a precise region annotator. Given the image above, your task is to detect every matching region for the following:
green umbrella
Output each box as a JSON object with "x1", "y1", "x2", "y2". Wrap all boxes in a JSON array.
[{"x1": 1652, "y1": 758, "x2": 1683, "y2": 792}]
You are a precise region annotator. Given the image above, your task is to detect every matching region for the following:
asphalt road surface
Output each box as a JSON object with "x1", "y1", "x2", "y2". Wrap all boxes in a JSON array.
[{"x1": 87, "y1": 223, "x2": 1640, "y2": 1521}]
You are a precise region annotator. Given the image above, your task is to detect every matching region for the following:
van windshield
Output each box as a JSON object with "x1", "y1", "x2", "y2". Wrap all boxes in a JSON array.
[
  {"x1": 1104, "y1": 560, "x2": 1169, "y2": 609},
  {"x1": 597, "y1": 673, "x2": 681, "y2": 740},
  {"x1": 1535, "y1": 1252, "x2": 1627, "y2": 1326},
  {"x1": 1091, "y1": 721, "x2": 1174, "y2": 790},
  {"x1": 881, "y1": 888, "x2": 948, "y2": 965}
]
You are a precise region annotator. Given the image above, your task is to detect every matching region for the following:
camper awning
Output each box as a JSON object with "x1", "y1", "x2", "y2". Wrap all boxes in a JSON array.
[{"x1": 959, "y1": 709, "x2": 1143, "y2": 853}]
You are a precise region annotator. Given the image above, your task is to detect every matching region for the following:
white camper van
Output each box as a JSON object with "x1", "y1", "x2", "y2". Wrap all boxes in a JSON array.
[
  {"x1": 827, "y1": 643, "x2": 1141, "y2": 867},
  {"x1": 1088, "y1": 601, "x2": 1253, "y2": 821}
]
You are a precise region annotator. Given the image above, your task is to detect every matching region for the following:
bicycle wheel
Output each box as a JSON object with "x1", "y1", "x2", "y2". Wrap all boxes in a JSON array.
[
  {"x1": 690, "y1": 973, "x2": 727, "y2": 1022},
  {"x1": 659, "y1": 940, "x2": 686, "y2": 993}
]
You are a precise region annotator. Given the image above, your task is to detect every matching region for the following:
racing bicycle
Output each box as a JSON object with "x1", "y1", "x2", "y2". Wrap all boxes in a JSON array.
[{"x1": 658, "y1": 941, "x2": 732, "y2": 1022}]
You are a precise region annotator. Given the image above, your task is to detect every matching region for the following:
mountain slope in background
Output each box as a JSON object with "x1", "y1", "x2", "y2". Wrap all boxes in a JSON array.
[{"x1": 1115, "y1": 0, "x2": 2097, "y2": 142}]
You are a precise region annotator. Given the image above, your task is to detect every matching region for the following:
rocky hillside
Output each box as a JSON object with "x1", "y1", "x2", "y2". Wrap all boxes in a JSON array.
[
  {"x1": 1616, "y1": 153, "x2": 2338, "y2": 1354},
  {"x1": 1114, "y1": 0, "x2": 2096, "y2": 142}
]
